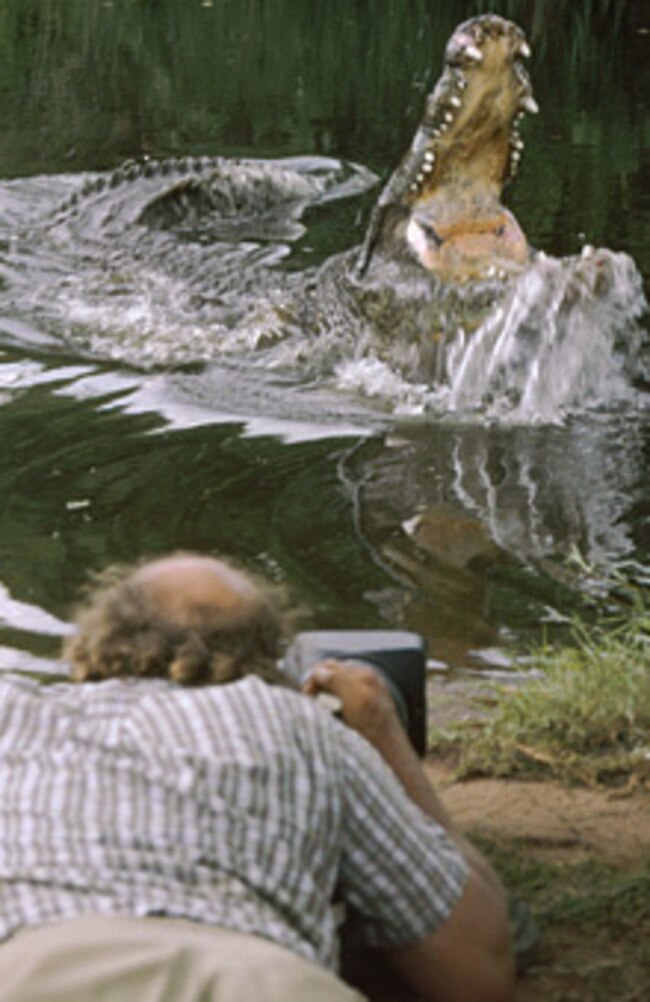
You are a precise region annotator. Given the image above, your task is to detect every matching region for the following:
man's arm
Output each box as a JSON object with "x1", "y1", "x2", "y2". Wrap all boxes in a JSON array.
[{"x1": 304, "y1": 660, "x2": 515, "y2": 1002}]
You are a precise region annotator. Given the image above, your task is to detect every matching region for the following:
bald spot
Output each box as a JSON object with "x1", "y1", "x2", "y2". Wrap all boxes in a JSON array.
[{"x1": 132, "y1": 555, "x2": 262, "y2": 627}]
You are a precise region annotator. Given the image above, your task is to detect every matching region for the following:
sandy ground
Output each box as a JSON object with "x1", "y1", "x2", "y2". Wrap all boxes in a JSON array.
[
  {"x1": 427, "y1": 760, "x2": 649, "y2": 865},
  {"x1": 426, "y1": 760, "x2": 649, "y2": 1002}
]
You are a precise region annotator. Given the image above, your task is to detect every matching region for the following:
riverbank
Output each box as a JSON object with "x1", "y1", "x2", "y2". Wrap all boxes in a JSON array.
[{"x1": 421, "y1": 605, "x2": 649, "y2": 1002}]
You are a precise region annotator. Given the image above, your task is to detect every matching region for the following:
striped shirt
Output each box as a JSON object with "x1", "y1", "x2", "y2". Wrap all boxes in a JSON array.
[{"x1": 0, "y1": 673, "x2": 468, "y2": 970}]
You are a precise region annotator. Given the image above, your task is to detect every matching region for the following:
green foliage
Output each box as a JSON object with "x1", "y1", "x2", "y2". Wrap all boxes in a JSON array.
[{"x1": 432, "y1": 601, "x2": 650, "y2": 784}]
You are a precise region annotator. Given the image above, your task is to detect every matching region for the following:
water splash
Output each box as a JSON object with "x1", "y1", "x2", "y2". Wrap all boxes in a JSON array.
[
  {"x1": 438, "y1": 248, "x2": 647, "y2": 423},
  {"x1": 0, "y1": 165, "x2": 647, "y2": 427}
]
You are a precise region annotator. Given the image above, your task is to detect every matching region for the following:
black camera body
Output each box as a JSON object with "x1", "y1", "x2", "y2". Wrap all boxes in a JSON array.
[{"x1": 284, "y1": 630, "x2": 427, "y2": 756}]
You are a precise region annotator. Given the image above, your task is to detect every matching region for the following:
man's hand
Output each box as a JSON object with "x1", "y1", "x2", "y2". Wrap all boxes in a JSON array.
[{"x1": 302, "y1": 659, "x2": 404, "y2": 749}]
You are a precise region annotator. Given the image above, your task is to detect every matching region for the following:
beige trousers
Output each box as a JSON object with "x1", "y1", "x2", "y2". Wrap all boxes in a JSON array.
[{"x1": 0, "y1": 915, "x2": 367, "y2": 1002}]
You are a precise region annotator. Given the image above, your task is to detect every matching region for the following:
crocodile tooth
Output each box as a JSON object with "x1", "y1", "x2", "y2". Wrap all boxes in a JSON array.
[
  {"x1": 422, "y1": 162, "x2": 434, "y2": 174},
  {"x1": 444, "y1": 111, "x2": 454, "y2": 123},
  {"x1": 402, "y1": 515, "x2": 422, "y2": 537},
  {"x1": 519, "y1": 41, "x2": 531, "y2": 58},
  {"x1": 521, "y1": 96, "x2": 539, "y2": 114},
  {"x1": 424, "y1": 150, "x2": 435, "y2": 163},
  {"x1": 465, "y1": 45, "x2": 483, "y2": 63},
  {"x1": 449, "y1": 95, "x2": 462, "y2": 108},
  {"x1": 416, "y1": 173, "x2": 425, "y2": 183},
  {"x1": 581, "y1": 244, "x2": 594, "y2": 259},
  {"x1": 486, "y1": 265, "x2": 496, "y2": 278},
  {"x1": 410, "y1": 182, "x2": 419, "y2": 193},
  {"x1": 432, "y1": 128, "x2": 442, "y2": 138}
]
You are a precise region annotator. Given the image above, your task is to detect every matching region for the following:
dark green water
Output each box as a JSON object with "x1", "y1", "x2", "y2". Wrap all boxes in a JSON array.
[{"x1": 0, "y1": 0, "x2": 647, "y2": 672}]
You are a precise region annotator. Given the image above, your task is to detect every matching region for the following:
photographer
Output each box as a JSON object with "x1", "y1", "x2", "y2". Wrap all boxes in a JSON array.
[{"x1": 0, "y1": 553, "x2": 514, "y2": 1002}]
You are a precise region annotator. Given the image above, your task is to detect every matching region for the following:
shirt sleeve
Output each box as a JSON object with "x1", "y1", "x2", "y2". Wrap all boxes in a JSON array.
[{"x1": 335, "y1": 721, "x2": 469, "y2": 948}]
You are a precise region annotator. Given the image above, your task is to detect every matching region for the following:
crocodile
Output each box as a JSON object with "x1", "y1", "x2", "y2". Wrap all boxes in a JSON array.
[
  {"x1": 53, "y1": 154, "x2": 372, "y2": 244},
  {"x1": 27, "y1": 15, "x2": 646, "y2": 396}
]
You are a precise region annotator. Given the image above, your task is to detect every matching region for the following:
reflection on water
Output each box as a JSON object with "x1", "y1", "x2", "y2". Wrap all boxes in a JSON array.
[
  {"x1": 1, "y1": 351, "x2": 647, "y2": 671},
  {"x1": 0, "y1": 366, "x2": 397, "y2": 663},
  {"x1": 0, "y1": 0, "x2": 647, "y2": 673},
  {"x1": 344, "y1": 417, "x2": 649, "y2": 664}
]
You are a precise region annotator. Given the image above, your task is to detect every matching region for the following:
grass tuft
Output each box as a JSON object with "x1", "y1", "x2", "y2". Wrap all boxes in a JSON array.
[
  {"x1": 477, "y1": 836, "x2": 650, "y2": 928},
  {"x1": 432, "y1": 601, "x2": 650, "y2": 785},
  {"x1": 475, "y1": 836, "x2": 650, "y2": 1002}
]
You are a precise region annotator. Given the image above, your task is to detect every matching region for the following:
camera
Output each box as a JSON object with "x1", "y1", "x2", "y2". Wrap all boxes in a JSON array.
[{"x1": 283, "y1": 630, "x2": 427, "y2": 756}]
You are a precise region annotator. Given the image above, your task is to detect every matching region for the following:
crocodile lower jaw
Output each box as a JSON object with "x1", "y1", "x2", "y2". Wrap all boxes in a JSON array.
[{"x1": 406, "y1": 201, "x2": 529, "y2": 283}]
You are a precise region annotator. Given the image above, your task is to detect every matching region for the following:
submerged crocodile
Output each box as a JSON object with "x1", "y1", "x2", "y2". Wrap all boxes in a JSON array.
[{"x1": 27, "y1": 15, "x2": 647, "y2": 400}]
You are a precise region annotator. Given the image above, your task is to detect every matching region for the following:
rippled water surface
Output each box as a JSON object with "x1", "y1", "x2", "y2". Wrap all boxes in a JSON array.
[{"x1": 0, "y1": 0, "x2": 648, "y2": 673}]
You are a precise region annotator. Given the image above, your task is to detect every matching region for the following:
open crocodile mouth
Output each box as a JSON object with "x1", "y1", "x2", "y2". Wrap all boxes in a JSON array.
[{"x1": 360, "y1": 15, "x2": 537, "y2": 283}]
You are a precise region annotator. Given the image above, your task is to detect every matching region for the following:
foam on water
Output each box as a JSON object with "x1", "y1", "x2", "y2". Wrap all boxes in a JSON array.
[
  {"x1": 335, "y1": 356, "x2": 436, "y2": 416},
  {"x1": 0, "y1": 583, "x2": 71, "y2": 636}
]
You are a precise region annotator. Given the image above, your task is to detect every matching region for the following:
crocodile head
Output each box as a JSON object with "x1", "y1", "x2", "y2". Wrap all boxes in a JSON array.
[{"x1": 359, "y1": 15, "x2": 537, "y2": 284}]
